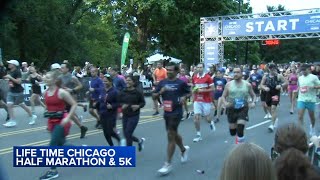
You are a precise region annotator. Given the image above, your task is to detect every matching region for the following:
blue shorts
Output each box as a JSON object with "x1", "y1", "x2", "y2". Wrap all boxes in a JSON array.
[{"x1": 297, "y1": 101, "x2": 316, "y2": 111}]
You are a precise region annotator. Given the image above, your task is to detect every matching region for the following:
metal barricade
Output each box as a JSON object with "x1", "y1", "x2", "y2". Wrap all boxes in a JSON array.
[{"x1": 0, "y1": 77, "x2": 152, "y2": 106}]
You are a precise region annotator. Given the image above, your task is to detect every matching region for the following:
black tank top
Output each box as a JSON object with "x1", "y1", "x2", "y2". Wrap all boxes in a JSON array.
[{"x1": 265, "y1": 74, "x2": 280, "y2": 89}]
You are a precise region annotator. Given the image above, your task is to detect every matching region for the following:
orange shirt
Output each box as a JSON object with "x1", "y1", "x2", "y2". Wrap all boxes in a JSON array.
[{"x1": 154, "y1": 68, "x2": 167, "y2": 82}]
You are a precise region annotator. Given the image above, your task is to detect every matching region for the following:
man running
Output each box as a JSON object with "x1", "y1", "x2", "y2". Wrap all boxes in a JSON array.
[
  {"x1": 152, "y1": 62, "x2": 167, "y2": 115},
  {"x1": 59, "y1": 63, "x2": 88, "y2": 138},
  {"x1": 153, "y1": 62, "x2": 190, "y2": 175},
  {"x1": 248, "y1": 66, "x2": 262, "y2": 102},
  {"x1": 192, "y1": 63, "x2": 215, "y2": 142},
  {"x1": 221, "y1": 67, "x2": 256, "y2": 144},
  {"x1": 260, "y1": 63, "x2": 287, "y2": 132},
  {"x1": 3, "y1": 60, "x2": 37, "y2": 127},
  {"x1": 297, "y1": 64, "x2": 320, "y2": 136},
  {"x1": 213, "y1": 68, "x2": 227, "y2": 123},
  {"x1": 87, "y1": 67, "x2": 104, "y2": 128}
]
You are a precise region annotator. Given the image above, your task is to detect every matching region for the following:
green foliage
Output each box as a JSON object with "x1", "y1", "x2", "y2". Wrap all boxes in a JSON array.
[{"x1": 1, "y1": 0, "x2": 318, "y2": 70}]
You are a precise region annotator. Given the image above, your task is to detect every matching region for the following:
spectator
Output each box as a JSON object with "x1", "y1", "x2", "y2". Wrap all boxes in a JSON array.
[
  {"x1": 220, "y1": 143, "x2": 276, "y2": 180},
  {"x1": 275, "y1": 148, "x2": 320, "y2": 180},
  {"x1": 273, "y1": 123, "x2": 308, "y2": 157}
]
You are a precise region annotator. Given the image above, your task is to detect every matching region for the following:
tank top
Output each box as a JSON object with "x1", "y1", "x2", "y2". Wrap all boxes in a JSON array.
[
  {"x1": 60, "y1": 73, "x2": 76, "y2": 89},
  {"x1": 289, "y1": 73, "x2": 298, "y2": 85},
  {"x1": 44, "y1": 88, "x2": 65, "y2": 112},
  {"x1": 179, "y1": 75, "x2": 189, "y2": 84},
  {"x1": 228, "y1": 80, "x2": 249, "y2": 100},
  {"x1": 265, "y1": 74, "x2": 280, "y2": 89}
]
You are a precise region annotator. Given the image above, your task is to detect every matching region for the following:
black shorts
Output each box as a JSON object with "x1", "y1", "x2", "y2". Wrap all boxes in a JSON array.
[
  {"x1": 260, "y1": 91, "x2": 267, "y2": 102},
  {"x1": 253, "y1": 88, "x2": 260, "y2": 95},
  {"x1": 265, "y1": 90, "x2": 281, "y2": 107},
  {"x1": 89, "y1": 99, "x2": 97, "y2": 109},
  {"x1": 65, "y1": 104, "x2": 71, "y2": 112},
  {"x1": 226, "y1": 106, "x2": 249, "y2": 124},
  {"x1": 164, "y1": 115, "x2": 181, "y2": 132}
]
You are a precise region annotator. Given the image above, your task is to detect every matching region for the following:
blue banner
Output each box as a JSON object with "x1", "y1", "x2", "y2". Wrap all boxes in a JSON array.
[
  {"x1": 222, "y1": 13, "x2": 320, "y2": 36},
  {"x1": 13, "y1": 146, "x2": 136, "y2": 167},
  {"x1": 204, "y1": 41, "x2": 219, "y2": 68},
  {"x1": 204, "y1": 21, "x2": 219, "y2": 38}
]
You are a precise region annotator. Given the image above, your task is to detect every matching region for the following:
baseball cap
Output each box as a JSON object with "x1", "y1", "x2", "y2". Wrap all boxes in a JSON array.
[
  {"x1": 51, "y1": 63, "x2": 61, "y2": 70},
  {"x1": 7, "y1": 60, "x2": 19, "y2": 66},
  {"x1": 218, "y1": 67, "x2": 225, "y2": 73}
]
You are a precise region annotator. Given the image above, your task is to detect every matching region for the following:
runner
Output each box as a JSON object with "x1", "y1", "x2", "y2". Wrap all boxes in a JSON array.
[
  {"x1": 153, "y1": 62, "x2": 190, "y2": 175},
  {"x1": 27, "y1": 66, "x2": 46, "y2": 114},
  {"x1": 213, "y1": 68, "x2": 227, "y2": 123},
  {"x1": 248, "y1": 66, "x2": 262, "y2": 102},
  {"x1": 221, "y1": 67, "x2": 256, "y2": 144},
  {"x1": 59, "y1": 63, "x2": 88, "y2": 138},
  {"x1": 3, "y1": 60, "x2": 37, "y2": 127},
  {"x1": 192, "y1": 63, "x2": 215, "y2": 142},
  {"x1": 152, "y1": 62, "x2": 167, "y2": 115},
  {"x1": 260, "y1": 64, "x2": 271, "y2": 119},
  {"x1": 260, "y1": 63, "x2": 288, "y2": 132},
  {"x1": 178, "y1": 67, "x2": 191, "y2": 120},
  {"x1": 0, "y1": 61, "x2": 9, "y2": 121},
  {"x1": 39, "y1": 70, "x2": 77, "y2": 180},
  {"x1": 118, "y1": 75, "x2": 145, "y2": 150},
  {"x1": 287, "y1": 66, "x2": 298, "y2": 114},
  {"x1": 87, "y1": 67, "x2": 103, "y2": 128},
  {"x1": 297, "y1": 64, "x2": 320, "y2": 136},
  {"x1": 98, "y1": 74, "x2": 121, "y2": 146}
]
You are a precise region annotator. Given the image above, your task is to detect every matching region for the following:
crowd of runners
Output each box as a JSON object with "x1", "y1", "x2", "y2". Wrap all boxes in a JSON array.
[{"x1": 1, "y1": 59, "x2": 320, "y2": 179}]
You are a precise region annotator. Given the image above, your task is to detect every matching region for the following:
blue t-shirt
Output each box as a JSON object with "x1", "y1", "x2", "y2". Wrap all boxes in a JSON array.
[
  {"x1": 90, "y1": 77, "x2": 104, "y2": 101},
  {"x1": 249, "y1": 73, "x2": 262, "y2": 88},
  {"x1": 113, "y1": 76, "x2": 126, "y2": 91},
  {"x1": 155, "y1": 79, "x2": 190, "y2": 117}
]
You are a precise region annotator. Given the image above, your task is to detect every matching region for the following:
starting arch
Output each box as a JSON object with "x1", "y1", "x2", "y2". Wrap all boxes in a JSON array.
[{"x1": 200, "y1": 8, "x2": 320, "y2": 67}]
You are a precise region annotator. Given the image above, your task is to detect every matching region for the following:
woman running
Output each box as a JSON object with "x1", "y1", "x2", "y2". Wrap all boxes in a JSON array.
[
  {"x1": 39, "y1": 70, "x2": 77, "y2": 180},
  {"x1": 118, "y1": 75, "x2": 145, "y2": 151},
  {"x1": 287, "y1": 66, "x2": 298, "y2": 114},
  {"x1": 178, "y1": 68, "x2": 191, "y2": 120},
  {"x1": 98, "y1": 74, "x2": 121, "y2": 146},
  {"x1": 28, "y1": 66, "x2": 46, "y2": 115}
]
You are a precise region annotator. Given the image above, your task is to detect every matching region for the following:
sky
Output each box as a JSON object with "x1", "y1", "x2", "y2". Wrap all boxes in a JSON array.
[{"x1": 247, "y1": 0, "x2": 320, "y2": 13}]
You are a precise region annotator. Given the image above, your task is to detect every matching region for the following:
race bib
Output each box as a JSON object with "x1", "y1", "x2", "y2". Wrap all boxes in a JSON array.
[
  {"x1": 163, "y1": 100, "x2": 173, "y2": 112},
  {"x1": 271, "y1": 95, "x2": 279, "y2": 102},
  {"x1": 216, "y1": 85, "x2": 223, "y2": 91},
  {"x1": 8, "y1": 81, "x2": 14, "y2": 87},
  {"x1": 252, "y1": 82, "x2": 257, "y2": 87},
  {"x1": 290, "y1": 80, "x2": 296, "y2": 85},
  {"x1": 234, "y1": 98, "x2": 245, "y2": 109},
  {"x1": 300, "y1": 86, "x2": 308, "y2": 93},
  {"x1": 196, "y1": 95, "x2": 204, "y2": 101}
]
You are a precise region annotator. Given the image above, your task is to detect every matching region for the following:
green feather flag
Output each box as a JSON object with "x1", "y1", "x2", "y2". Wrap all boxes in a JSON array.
[{"x1": 121, "y1": 32, "x2": 130, "y2": 66}]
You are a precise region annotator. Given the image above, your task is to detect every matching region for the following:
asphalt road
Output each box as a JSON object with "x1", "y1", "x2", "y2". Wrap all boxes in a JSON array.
[{"x1": 0, "y1": 95, "x2": 319, "y2": 180}]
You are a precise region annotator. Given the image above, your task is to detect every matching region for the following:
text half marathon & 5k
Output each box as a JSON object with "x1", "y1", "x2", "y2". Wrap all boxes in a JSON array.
[{"x1": 13, "y1": 146, "x2": 135, "y2": 167}]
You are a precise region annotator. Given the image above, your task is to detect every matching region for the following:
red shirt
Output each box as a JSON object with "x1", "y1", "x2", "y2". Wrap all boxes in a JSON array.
[{"x1": 192, "y1": 73, "x2": 213, "y2": 103}]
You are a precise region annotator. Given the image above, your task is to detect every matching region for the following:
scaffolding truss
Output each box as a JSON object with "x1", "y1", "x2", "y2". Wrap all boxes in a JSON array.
[{"x1": 200, "y1": 8, "x2": 320, "y2": 65}]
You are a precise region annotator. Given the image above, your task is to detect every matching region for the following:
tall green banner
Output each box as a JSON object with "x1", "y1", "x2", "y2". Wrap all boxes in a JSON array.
[{"x1": 121, "y1": 32, "x2": 130, "y2": 66}]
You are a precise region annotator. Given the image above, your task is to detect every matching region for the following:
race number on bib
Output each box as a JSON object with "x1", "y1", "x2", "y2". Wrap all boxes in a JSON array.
[
  {"x1": 272, "y1": 95, "x2": 279, "y2": 102},
  {"x1": 234, "y1": 98, "x2": 245, "y2": 109},
  {"x1": 163, "y1": 100, "x2": 173, "y2": 112},
  {"x1": 300, "y1": 86, "x2": 308, "y2": 93},
  {"x1": 216, "y1": 85, "x2": 223, "y2": 91}
]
